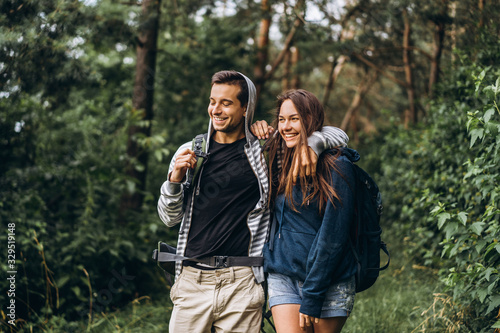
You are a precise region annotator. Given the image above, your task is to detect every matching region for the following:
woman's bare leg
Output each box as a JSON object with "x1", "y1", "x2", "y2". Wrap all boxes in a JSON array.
[
  {"x1": 313, "y1": 316, "x2": 347, "y2": 333},
  {"x1": 271, "y1": 304, "x2": 313, "y2": 333}
]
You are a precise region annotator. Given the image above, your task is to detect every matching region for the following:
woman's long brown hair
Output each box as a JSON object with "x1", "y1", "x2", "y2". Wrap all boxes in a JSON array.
[{"x1": 266, "y1": 90, "x2": 342, "y2": 214}]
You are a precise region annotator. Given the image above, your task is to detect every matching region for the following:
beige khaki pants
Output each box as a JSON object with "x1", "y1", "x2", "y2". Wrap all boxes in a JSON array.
[{"x1": 169, "y1": 265, "x2": 265, "y2": 333}]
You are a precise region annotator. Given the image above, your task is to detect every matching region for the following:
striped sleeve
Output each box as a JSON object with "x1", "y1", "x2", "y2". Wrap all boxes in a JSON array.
[
  {"x1": 308, "y1": 126, "x2": 349, "y2": 157},
  {"x1": 157, "y1": 141, "x2": 191, "y2": 227}
]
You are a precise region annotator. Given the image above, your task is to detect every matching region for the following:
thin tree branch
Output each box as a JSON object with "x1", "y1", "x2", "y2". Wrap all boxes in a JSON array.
[
  {"x1": 322, "y1": 55, "x2": 347, "y2": 107},
  {"x1": 352, "y1": 52, "x2": 408, "y2": 88},
  {"x1": 340, "y1": 70, "x2": 378, "y2": 131},
  {"x1": 263, "y1": 18, "x2": 301, "y2": 81},
  {"x1": 364, "y1": 46, "x2": 433, "y2": 60}
]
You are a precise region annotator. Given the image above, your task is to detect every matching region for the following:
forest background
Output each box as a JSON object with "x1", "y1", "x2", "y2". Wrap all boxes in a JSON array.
[{"x1": 1, "y1": 0, "x2": 499, "y2": 332}]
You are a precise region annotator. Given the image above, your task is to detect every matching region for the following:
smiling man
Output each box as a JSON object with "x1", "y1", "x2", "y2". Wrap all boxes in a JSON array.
[
  {"x1": 209, "y1": 83, "x2": 246, "y2": 142},
  {"x1": 157, "y1": 70, "x2": 349, "y2": 333}
]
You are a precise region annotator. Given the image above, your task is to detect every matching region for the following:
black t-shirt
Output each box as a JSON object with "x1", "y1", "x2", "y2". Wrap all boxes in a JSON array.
[{"x1": 184, "y1": 137, "x2": 260, "y2": 259}]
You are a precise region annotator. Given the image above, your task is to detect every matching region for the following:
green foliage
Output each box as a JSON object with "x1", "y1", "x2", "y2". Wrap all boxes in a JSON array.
[
  {"x1": 0, "y1": 1, "x2": 172, "y2": 329},
  {"x1": 431, "y1": 70, "x2": 500, "y2": 329},
  {"x1": 0, "y1": 89, "x2": 173, "y2": 327},
  {"x1": 360, "y1": 34, "x2": 500, "y2": 330}
]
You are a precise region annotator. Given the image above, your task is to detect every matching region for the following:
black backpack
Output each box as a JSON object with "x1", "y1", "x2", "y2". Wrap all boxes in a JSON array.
[{"x1": 344, "y1": 149, "x2": 390, "y2": 293}]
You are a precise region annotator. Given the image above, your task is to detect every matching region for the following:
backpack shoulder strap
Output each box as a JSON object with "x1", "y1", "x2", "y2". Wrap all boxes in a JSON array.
[
  {"x1": 185, "y1": 133, "x2": 208, "y2": 190},
  {"x1": 192, "y1": 133, "x2": 208, "y2": 180},
  {"x1": 259, "y1": 138, "x2": 270, "y2": 165}
]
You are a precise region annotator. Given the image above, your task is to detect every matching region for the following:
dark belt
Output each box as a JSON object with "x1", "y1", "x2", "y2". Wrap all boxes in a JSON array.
[
  {"x1": 153, "y1": 249, "x2": 264, "y2": 269},
  {"x1": 198, "y1": 256, "x2": 264, "y2": 268}
]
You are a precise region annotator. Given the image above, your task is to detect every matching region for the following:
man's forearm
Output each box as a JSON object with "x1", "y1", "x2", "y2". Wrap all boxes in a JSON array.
[
  {"x1": 308, "y1": 126, "x2": 349, "y2": 156},
  {"x1": 157, "y1": 142, "x2": 191, "y2": 227},
  {"x1": 158, "y1": 179, "x2": 184, "y2": 227}
]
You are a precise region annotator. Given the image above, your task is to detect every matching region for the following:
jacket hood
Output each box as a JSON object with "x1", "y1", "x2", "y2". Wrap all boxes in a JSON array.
[
  {"x1": 206, "y1": 72, "x2": 257, "y2": 146},
  {"x1": 340, "y1": 147, "x2": 360, "y2": 163}
]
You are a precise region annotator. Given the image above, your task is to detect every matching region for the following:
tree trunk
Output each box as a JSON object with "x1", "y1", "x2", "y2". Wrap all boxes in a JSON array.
[
  {"x1": 253, "y1": 0, "x2": 305, "y2": 102},
  {"x1": 119, "y1": 0, "x2": 161, "y2": 222},
  {"x1": 322, "y1": 15, "x2": 355, "y2": 109},
  {"x1": 358, "y1": 114, "x2": 378, "y2": 135},
  {"x1": 290, "y1": 46, "x2": 300, "y2": 89},
  {"x1": 340, "y1": 71, "x2": 378, "y2": 131},
  {"x1": 263, "y1": 16, "x2": 302, "y2": 82},
  {"x1": 350, "y1": 108, "x2": 359, "y2": 143},
  {"x1": 428, "y1": 22, "x2": 445, "y2": 99},
  {"x1": 254, "y1": 0, "x2": 271, "y2": 100},
  {"x1": 322, "y1": 55, "x2": 347, "y2": 108},
  {"x1": 262, "y1": 0, "x2": 305, "y2": 83},
  {"x1": 428, "y1": 2, "x2": 447, "y2": 99},
  {"x1": 403, "y1": 9, "x2": 416, "y2": 124},
  {"x1": 282, "y1": 49, "x2": 291, "y2": 91},
  {"x1": 478, "y1": 0, "x2": 485, "y2": 29},
  {"x1": 404, "y1": 109, "x2": 411, "y2": 129},
  {"x1": 450, "y1": 1, "x2": 457, "y2": 63}
]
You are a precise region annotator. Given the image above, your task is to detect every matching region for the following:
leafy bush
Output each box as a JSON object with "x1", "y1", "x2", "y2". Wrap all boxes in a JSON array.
[
  {"x1": 429, "y1": 70, "x2": 500, "y2": 330},
  {"x1": 361, "y1": 46, "x2": 500, "y2": 331},
  {"x1": 0, "y1": 92, "x2": 174, "y2": 330}
]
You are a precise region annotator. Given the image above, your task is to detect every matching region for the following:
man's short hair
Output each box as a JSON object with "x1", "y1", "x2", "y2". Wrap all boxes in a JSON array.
[{"x1": 211, "y1": 70, "x2": 249, "y2": 108}]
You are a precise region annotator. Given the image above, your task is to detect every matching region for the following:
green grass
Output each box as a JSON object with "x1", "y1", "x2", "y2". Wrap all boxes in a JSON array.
[
  {"x1": 342, "y1": 253, "x2": 442, "y2": 333},
  {"x1": 79, "y1": 296, "x2": 172, "y2": 332},
  {"x1": 9, "y1": 296, "x2": 174, "y2": 333}
]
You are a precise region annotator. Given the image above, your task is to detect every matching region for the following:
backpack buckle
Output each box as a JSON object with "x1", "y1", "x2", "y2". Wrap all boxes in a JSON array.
[{"x1": 195, "y1": 151, "x2": 210, "y2": 159}]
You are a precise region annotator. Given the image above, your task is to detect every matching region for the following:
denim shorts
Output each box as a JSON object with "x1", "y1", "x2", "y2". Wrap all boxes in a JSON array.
[{"x1": 267, "y1": 273, "x2": 355, "y2": 318}]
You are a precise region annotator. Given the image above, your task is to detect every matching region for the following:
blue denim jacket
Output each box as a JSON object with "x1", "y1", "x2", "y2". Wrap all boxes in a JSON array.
[{"x1": 263, "y1": 149, "x2": 359, "y2": 317}]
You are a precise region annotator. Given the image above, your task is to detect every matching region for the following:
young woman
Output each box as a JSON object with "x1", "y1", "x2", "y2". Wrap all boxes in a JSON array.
[{"x1": 261, "y1": 90, "x2": 358, "y2": 333}]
